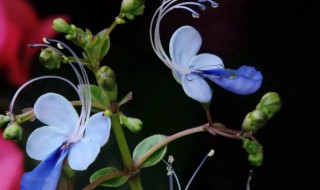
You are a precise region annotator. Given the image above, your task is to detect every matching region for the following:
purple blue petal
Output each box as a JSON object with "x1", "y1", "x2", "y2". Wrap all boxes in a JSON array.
[
  {"x1": 21, "y1": 146, "x2": 70, "y2": 190},
  {"x1": 207, "y1": 65, "x2": 263, "y2": 95}
]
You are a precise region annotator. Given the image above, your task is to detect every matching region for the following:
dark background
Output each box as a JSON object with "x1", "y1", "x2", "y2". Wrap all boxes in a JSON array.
[{"x1": 1, "y1": 0, "x2": 319, "y2": 189}]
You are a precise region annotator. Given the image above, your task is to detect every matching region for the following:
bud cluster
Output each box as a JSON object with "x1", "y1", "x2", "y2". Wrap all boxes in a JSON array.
[
  {"x1": 52, "y1": 18, "x2": 110, "y2": 69},
  {"x1": 242, "y1": 138, "x2": 263, "y2": 167}
]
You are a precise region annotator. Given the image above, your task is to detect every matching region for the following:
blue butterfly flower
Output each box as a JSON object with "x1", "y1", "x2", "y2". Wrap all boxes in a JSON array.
[
  {"x1": 150, "y1": 0, "x2": 262, "y2": 103},
  {"x1": 20, "y1": 93, "x2": 111, "y2": 190}
]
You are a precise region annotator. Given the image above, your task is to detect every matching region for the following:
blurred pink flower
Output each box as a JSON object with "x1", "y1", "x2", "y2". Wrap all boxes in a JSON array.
[
  {"x1": 0, "y1": 0, "x2": 68, "y2": 86},
  {"x1": 0, "y1": 131, "x2": 24, "y2": 190}
]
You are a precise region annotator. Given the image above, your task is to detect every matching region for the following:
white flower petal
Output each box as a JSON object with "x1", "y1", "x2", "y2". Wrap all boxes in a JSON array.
[
  {"x1": 26, "y1": 126, "x2": 67, "y2": 160},
  {"x1": 34, "y1": 93, "x2": 79, "y2": 135},
  {"x1": 182, "y1": 74, "x2": 212, "y2": 103},
  {"x1": 84, "y1": 112, "x2": 111, "y2": 146},
  {"x1": 169, "y1": 26, "x2": 202, "y2": 68},
  {"x1": 68, "y1": 139, "x2": 100, "y2": 170},
  {"x1": 189, "y1": 53, "x2": 224, "y2": 70}
]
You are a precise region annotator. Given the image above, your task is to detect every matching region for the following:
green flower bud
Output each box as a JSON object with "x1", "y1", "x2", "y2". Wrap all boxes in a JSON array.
[
  {"x1": 0, "y1": 115, "x2": 10, "y2": 128},
  {"x1": 256, "y1": 92, "x2": 282, "y2": 119},
  {"x1": 248, "y1": 150, "x2": 263, "y2": 167},
  {"x1": 3, "y1": 122, "x2": 23, "y2": 141},
  {"x1": 53, "y1": 18, "x2": 70, "y2": 33},
  {"x1": 121, "y1": 0, "x2": 145, "y2": 17},
  {"x1": 39, "y1": 48, "x2": 62, "y2": 69},
  {"x1": 95, "y1": 66, "x2": 116, "y2": 91},
  {"x1": 242, "y1": 110, "x2": 268, "y2": 133},
  {"x1": 120, "y1": 115, "x2": 142, "y2": 133},
  {"x1": 242, "y1": 138, "x2": 261, "y2": 155}
]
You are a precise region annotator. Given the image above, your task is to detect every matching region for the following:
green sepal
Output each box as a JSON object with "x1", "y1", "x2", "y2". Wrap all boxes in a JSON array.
[
  {"x1": 118, "y1": 92, "x2": 132, "y2": 107},
  {"x1": 90, "y1": 167, "x2": 128, "y2": 187},
  {"x1": 133, "y1": 134, "x2": 167, "y2": 168}
]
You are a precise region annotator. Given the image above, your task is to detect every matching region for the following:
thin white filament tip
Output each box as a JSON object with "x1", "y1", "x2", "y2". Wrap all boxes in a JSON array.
[
  {"x1": 208, "y1": 0, "x2": 219, "y2": 8},
  {"x1": 57, "y1": 43, "x2": 64, "y2": 50},
  {"x1": 168, "y1": 155, "x2": 175, "y2": 164},
  {"x1": 207, "y1": 149, "x2": 215, "y2": 157},
  {"x1": 43, "y1": 37, "x2": 50, "y2": 44},
  {"x1": 185, "y1": 149, "x2": 213, "y2": 190}
]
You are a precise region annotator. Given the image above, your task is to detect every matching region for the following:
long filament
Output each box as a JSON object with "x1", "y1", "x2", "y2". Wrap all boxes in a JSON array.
[
  {"x1": 185, "y1": 149, "x2": 214, "y2": 190},
  {"x1": 8, "y1": 76, "x2": 80, "y2": 121},
  {"x1": 47, "y1": 38, "x2": 92, "y2": 142}
]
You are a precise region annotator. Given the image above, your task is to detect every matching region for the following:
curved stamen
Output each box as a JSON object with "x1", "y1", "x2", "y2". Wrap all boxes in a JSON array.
[
  {"x1": 150, "y1": 0, "x2": 215, "y2": 74},
  {"x1": 29, "y1": 43, "x2": 87, "y2": 141},
  {"x1": 29, "y1": 39, "x2": 92, "y2": 143},
  {"x1": 46, "y1": 38, "x2": 92, "y2": 143},
  {"x1": 8, "y1": 76, "x2": 80, "y2": 122}
]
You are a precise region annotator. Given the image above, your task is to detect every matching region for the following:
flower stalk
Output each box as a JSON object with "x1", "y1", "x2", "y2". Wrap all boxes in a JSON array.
[{"x1": 110, "y1": 112, "x2": 143, "y2": 190}]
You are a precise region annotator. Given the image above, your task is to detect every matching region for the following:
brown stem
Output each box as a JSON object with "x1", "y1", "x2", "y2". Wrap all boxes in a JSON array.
[{"x1": 82, "y1": 171, "x2": 127, "y2": 190}]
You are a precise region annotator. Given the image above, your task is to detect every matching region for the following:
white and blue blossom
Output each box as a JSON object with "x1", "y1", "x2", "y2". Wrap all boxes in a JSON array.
[
  {"x1": 150, "y1": 0, "x2": 262, "y2": 103},
  {"x1": 17, "y1": 39, "x2": 111, "y2": 190}
]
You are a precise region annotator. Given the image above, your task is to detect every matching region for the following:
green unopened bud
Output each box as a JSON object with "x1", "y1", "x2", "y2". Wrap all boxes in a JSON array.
[
  {"x1": 53, "y1": 18, "x2": 70, "y2": 33},
  {"x1": 0, "y1": 115, "x2": 10, "y2": 128},
  {"x1": 121, "y1": 0, "x2": 145, "y2": 17},
  {"x1": 3, "y1": 122, "x2": 23, "y2": 141},
  {"x1": 256, "y1": 92, "x2": 282, "y2": 119},
  {"x1": 104, "y1": 109, "x2": 112, "y2": 117},
  {"x1": 242, "y1": 138, "x2": 261, "y2": 155},
  {"x1": 120, "y1": 115, "x2": 142, "y2": 133},
  {"x1": 248, "y1": 150, "x2": 263, "y2": 167},
  {"x1": 96, "y1": 66, "x2": 116, "y2": 91},
  {"x1": 242, "y1": 110, "x2": 268, "y2": 133},
  {"x1": 39, "y1": 48, "x2": 62, "y2": 69}
]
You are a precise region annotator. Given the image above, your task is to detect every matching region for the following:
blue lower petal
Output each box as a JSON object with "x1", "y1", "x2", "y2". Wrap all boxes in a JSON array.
[
  {"x1": 206, "y1": 65, "x2": 263, "y2": 95},
  {"x1": 197, "y1": 68, "x2": 231, "y2": 78},
  {"x1": 20, "y1": 146, "x2": 70, "y2": 190}
]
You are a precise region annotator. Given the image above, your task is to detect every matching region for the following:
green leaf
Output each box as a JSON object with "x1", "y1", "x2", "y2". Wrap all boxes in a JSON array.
[
  {"x1": 96, "y1": 29, "x2": 111, "y2": 61},
  {"x1": 89, "y1": 85, "x2": 110, "y2": 108},
  {"x1": 90, "y1": 167, "x2": 128, "y2": 187},
  {"x1": 133, "y1": 134, "x2": 167, "y2": 168}
]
